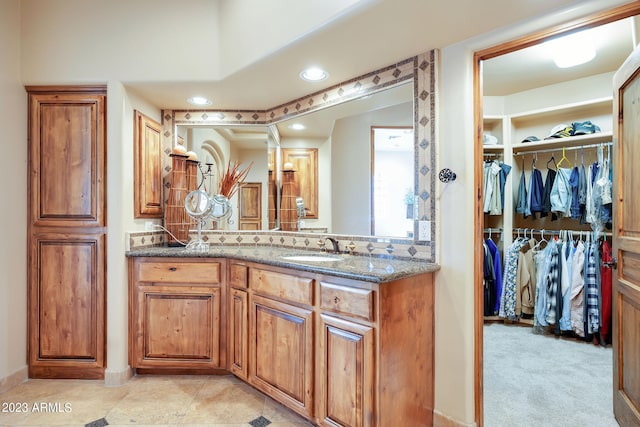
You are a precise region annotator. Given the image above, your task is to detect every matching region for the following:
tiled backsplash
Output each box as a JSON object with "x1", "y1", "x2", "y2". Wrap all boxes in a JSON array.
[{"x1": 127, "y1": 230, "x2": 432, "y2": 261}]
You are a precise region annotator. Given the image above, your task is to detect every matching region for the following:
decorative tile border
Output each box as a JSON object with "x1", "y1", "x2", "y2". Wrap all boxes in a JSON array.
[
  {"x1": 127, "y1": 230, "x2": 432, "y2": 261},
  {"x1": 158, "y1": 50, "x2": 437, "y2": 262}
]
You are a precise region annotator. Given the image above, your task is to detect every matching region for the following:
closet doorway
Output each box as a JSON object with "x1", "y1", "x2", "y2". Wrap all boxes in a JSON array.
[{"x1": 474, "y1": 4, "x2": 640, "y2": 427}]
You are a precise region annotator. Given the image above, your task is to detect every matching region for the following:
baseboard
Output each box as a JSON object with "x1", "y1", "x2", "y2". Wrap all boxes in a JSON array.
[
  {"x1": 104, "y1": 366, "x2": 133, "y2": 387},
  {"x1": 0, "y1": 366, "x2": 28, "y2": 393},
  {"x1": 433, "y1": 409, "x2": 477, "y2": 427}
]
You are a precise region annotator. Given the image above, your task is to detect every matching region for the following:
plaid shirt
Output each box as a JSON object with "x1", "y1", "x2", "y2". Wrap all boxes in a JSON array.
[{"x1": 585, "y1": 242, "x2": 600, "y2": 334}]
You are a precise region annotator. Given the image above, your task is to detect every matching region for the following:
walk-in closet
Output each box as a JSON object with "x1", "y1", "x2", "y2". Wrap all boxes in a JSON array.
[{"x1": 480, "y1": 16, "x2": 636, "y2": 426}]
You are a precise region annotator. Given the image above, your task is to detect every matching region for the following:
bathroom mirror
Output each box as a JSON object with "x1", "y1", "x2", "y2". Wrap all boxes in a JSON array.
[{"x1": 176, "y1": 81, "x2": 414, "y2": 238}]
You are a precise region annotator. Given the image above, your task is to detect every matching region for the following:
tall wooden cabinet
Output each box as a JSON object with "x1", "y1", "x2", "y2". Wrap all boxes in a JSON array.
[{"x1": 27, "y1": 86, "x2": 107, "y2": 379}]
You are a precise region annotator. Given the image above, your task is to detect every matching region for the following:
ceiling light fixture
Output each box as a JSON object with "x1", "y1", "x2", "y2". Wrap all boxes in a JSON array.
[
  {"x1": 187, "y1": 96, "x2": 213, "y2": 106},
  {"x1": 288, "y1": 123, "x2": 306, "y2": 130},
  {"x1": 300, "y1": 67, "x2": 328, "y2": 82},
  {"x1": 544, "y1": 30, "x2": 596, "y2": 69}
]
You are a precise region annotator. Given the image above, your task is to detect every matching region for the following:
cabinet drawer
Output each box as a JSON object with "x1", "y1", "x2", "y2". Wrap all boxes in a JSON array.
[
  {"x1": 230, "y1": 263, "x2": 248, "y2": 288},
  {"x1": 249, "y1": 268, "x2": 313, "y2": 306},
  {"x1": 136, "y1": 261, "x2": 221, "y2": 284},
  {"x1": 320, "y1": 282, "x2": 375, "y2": 321}
]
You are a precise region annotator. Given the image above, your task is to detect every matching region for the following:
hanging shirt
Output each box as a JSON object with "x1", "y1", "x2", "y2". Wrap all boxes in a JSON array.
[
  {"x1": 545, "y1": 242, "x2": 560, "y2": 325},
  {"x1": 585, "y1": 241, "x2": 600, "y2": 334},
  {"x1": 486, "y1": 238, "x2": 503, "y2": 315},
  {"x1": 541, "y1": 168, "x2": 557, "y2": 220},
  {"x1": 570, "y1": 240, "x2": 586, "y2": 337},
  {"x1": 515, "y1": 171, "x2": 528, "y2": 218},
  {"x1": 483, "y1": 242, "x2": 496, "y2": 317},
  {"x1": 498, "y1": 162, "x2": 512, "y2": 210},
  {"x1": 559, "y1": 240, "x2": 574, "y2": 331},
  {"x1": 483, "y1": 161, "x2": 501, "y2": 213},
  {"x1": 500, "y1": 239, "x2": 526, "y2": 319},
  {"x1": 569, "y1": 166, "x2": 581, "y2": 219},
  {"x1": 550, "y1": 167, "x2": 572, "y2": 217},
  {"x1": 516, "y1": 238, "x2": 537, "y2": 316},
  {"x1": 584, "y1": 165, "x2": 595, "y2": 224},
  {"x1": 529, "y1": 168, "x2": 544, "y2": 219}
]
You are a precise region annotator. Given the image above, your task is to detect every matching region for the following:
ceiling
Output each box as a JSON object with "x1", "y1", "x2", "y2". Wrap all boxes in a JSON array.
[
  {"x1": 124, "y1": 0, "x2": 597, "y2": 111},
  {"x1": 133, "y1": 2, "x2": 637, "y2": 144},
  {"x1": 482, "y1": 17, "x2": 636, "y2": 96}
]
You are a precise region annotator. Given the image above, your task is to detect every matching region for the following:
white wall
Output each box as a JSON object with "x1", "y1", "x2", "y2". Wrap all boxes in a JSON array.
[
  {"x1": 331, "y1": 102, "x2": 412, "y2": 235},
  {"x1": 217, "y1": 0, "x2": 370, "y2": 77},
  {"x1": 20, "y1": 0, "x2": 221, "y2": 83},
  {"x1": 436, "y1": 0, "x2": 631, "y2": 424},
  {"x1": 0, "y1": 0, "x2": 27, "y2": 390}
]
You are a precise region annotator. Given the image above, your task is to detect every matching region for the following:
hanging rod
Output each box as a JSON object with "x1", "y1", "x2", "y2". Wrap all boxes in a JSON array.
[
  {"x1": 513, "y1": 141, "x2": 612, "y2": 156},
  {"x1": 483, "y1": 227, "x2": 503, "y2": 233},
  {"x1": 510, "y1": 228, "x2": 612, "y2": 237}
]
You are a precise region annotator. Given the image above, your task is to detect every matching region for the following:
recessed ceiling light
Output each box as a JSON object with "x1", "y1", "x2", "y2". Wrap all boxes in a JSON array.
[
  {"x1": 288, "y1": 123, "x2": 306, "y2": 130},
  {"x1": 187, "y1": 96, "x2": 212, "y2": 106},
  {"x1": 544, "y1": 30, "x2": 596, "y2": 69},
  {"x1": 300, "y1": 67, "x2": 328, "y2": 82}
]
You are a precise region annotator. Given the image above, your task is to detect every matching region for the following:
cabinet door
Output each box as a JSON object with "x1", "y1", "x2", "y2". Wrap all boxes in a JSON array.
[
  {"x1": 282, "y1": 148, "x2": 318, "y2": 218},
  {"x1": 28, "y1": 89, "x2": 106, "y2": 228},
  {"x1": 318, "y1": 314, "x2": 374, "y2": 427},
  {"x1": 250, "y1": 294, "x2": 314, "y2": 418},
  {"x1": 28, "y1": 233, "x2": 106, "y2": 378},
  {"x1": 133, "y1": 286, "x2": 221, "y2": 368},
  {"x1": 238, "y1": 182, "x2": 262, "y2": 230},
  {"x1": 133, "y1": 110, "x2": 163, "y2": 218},
  {"x1": 229, "y1": 288, "x2": 248, "y2": 380}
]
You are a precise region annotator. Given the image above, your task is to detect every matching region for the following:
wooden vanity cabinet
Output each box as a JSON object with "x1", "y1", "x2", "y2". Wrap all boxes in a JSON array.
[
  {"x1": 248, "y1": 267, "x2": 315, "y2": 419},
  {"x1": 128, "y1": 256, "x2": 434, "y2": 426},
  {"x1": 128, "y1": 257, "x2": 225, "y2": 371},
  {"x1": 316, "y1": 274, "x2": 434, "y2": 427}
]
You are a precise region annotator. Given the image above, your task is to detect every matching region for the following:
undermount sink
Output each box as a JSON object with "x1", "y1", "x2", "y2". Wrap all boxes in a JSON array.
[{"x1": 281, "y1": 254, "x2": 344, "y2": 262}]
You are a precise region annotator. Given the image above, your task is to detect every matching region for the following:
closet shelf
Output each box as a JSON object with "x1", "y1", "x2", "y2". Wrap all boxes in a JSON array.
[
  {"x1": 512, "y1": 130, "x2": 612, "y2": 154},
  {"x1": 509, "y1": 97, "x2": 612, "y2": 124},
  {"x1": 483, "y1": 144, "x2": 505, "y2": 153}
]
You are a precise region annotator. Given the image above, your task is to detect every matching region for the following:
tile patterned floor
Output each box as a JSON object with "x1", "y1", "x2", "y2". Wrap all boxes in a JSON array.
[{"x1": 0, "y1": 375, "x2": 314, "y2": 426}]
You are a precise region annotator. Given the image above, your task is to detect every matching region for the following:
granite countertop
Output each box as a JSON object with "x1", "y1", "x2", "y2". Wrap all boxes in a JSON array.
[{"x1": 127, "y1": 245, "x2": 439, "y2": 283}]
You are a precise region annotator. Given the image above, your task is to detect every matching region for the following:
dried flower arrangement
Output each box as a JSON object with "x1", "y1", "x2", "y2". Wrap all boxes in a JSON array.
[{"x1": 218, "y1": 160, "x2": 254, "y2": 198}]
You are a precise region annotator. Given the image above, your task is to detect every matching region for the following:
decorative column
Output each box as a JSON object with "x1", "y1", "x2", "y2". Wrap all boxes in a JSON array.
[
  {"x1": 165, "y1": 154, "x2": 189, "y2": 245},
  {"x1": 280, "y1": 168, "x2": 298, "y2": 231}
]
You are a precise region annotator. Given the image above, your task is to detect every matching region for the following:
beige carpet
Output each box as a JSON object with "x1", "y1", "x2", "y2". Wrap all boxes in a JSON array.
[{"x1": 483, "y1": 323, "x2": 618, "y2": 427}]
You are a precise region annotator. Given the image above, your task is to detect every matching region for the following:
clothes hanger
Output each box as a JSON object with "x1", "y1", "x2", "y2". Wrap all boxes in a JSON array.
[
  {"x1": 533, "y1": 229, "x2": 548, "y2": 250},
  {"x1": 546, "y1": 155, "x2": 557, "y2": 170},
  {"x1": 556, "y1": 147, "x2": 569, "y2": 168}
]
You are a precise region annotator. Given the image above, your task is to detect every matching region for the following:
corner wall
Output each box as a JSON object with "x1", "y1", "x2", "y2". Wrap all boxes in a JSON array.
[{"x1": 0, "y1": 0, "x2": 28, "y2": 391}]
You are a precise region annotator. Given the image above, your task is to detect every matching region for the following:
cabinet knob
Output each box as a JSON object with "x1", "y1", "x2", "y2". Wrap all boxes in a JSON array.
[
  {"x1": 333, "y1": 296, "x2": 340, "y2": 304},
  {"x1": 168, "y1": 267, "x2": 177, "y2": 271}
]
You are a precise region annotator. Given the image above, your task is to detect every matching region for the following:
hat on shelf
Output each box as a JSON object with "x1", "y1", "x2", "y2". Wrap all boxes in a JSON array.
[
  {"x1": 521, "y1": 136, "x2": 540, "y2": 143},
  {"x1": 544, "y1": 123, "x2": 574, "y2": 139},
  {"x1": 483, "y1": 133, "x2": 498, "y2": 145},
  {"x1": 572, "y1": 120, "x2": 601, "y2": 135}
]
